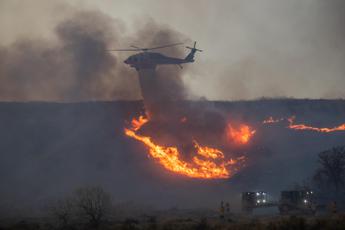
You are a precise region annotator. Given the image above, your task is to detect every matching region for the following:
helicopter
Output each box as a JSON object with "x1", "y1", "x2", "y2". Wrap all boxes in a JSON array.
[{"x1": 109, "y1": 41, "x2": 202, "y2": 70}]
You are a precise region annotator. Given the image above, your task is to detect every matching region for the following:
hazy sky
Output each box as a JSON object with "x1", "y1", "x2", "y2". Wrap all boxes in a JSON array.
[{"x1": 1, "y1": 0, "x2": 344, "y2": 100}]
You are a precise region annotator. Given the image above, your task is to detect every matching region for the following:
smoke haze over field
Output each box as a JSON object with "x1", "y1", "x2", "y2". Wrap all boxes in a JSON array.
[
  {"x1": 1, "y1": 1, "x2": 345, "y2": 215},
  {"x1": 0, "y1": 1, "x2": 189, "y2": 101},
  {"x1": 0, "y1": 100, "x2": 344, "y2": 214},
  {"x1": 0, "y1": 0, "x2": 345, "y2": 101}
]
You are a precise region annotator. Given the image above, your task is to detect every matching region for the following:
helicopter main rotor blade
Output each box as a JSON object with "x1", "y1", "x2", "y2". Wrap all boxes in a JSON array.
[
  {"x1": 130, "y1": 45, "x2": 142, "y2": 49},
  {"x1": 145, "y1": 42, "x2": 184, "y2": 50},
  {"x1": 107, "y1": 48, "x2": 141, "y2": 52},
  {"x1": 108, "y1": 42, "x2": 183, "y2": 52}
]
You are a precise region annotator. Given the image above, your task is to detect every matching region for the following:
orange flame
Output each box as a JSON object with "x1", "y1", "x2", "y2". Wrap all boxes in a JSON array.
[
  {"x1": 262, "y1": 116, "x2": 345, "y2": 133},
  {"x1": 193, "y1": 141, "x2": 224, "y2": 159},
  {"x1": 227, "y1": 124, "x2": 256, "y2": 144},
  {"x1": 287, "y1": 116, "x2": 345, "y2": 133},
  {"x1": 129, "y1": 115, "x2": 149, "y2": 131},
  {"x1": 124, "y1": 116, "x2": 244, "y2": 179}
]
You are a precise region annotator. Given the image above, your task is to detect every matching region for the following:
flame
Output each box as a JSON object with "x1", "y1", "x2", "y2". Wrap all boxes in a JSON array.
[
  {"x1": 124, "y1": 116, "x2": 244, "y2": 179},
  {"x1": 227, "y1": 124, "x2": 256, "y2": 144},
  {"x1": 194, "y1": 141, "x2": 224, "y2": 159},
  {"x1": 262, "y1": 116, "x2": 345, "y2": 133},
  {"x1": 128, "y1": 115, "x2": 149, "y2": 131},
  {"x1": 287, "y1": 116, "x2": 345, "y2": 133}
]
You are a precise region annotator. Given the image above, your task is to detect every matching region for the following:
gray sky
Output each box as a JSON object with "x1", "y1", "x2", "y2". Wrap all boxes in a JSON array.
[{"x1": 1, "y1": 0, "x2": 344, "y2": 100}]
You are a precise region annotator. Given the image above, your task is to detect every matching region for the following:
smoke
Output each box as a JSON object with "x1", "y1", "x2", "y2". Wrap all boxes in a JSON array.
[
  {"x1": 0, "y1": 1, "x2": 195, "y2": 102},
  {"x1": 134, "y1": 19, "x2": 191, "y2": 104},
  {"x1": 0, "y1": 8, "x2": 141, "y2": 101},
  {"x1": 1, "y1": 0, "x2": 345, "y2": 101},
  {"x1": 1, "y1": 0, "x2": 345, "y2": 215},
  {"x1": 177, "y1": 0, "x2": 345, "y2": 100}
]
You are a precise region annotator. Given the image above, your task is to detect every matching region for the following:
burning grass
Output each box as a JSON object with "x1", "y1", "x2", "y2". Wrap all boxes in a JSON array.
[
  {"x1": 124, "y1": 112, "x2": 345, "y2": 180},
  {"x1": 226, "y1": 123, "x2": 256, "y2": 145},
  {"x1": 124, "y1": 116, "x2": 246, "y2": 179},
  {"x1": 262, "y1": 115, "x2": 345, "y2": 133}
]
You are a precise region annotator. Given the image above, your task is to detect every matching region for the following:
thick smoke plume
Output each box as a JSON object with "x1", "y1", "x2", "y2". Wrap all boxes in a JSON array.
[
  {"x1": 1, "y1": 0, "x2": 345, "y2": 100},
  {"x1": 0, "y1": 6, "x2": 195, "y2": 102},
  {"x1": 133, "y1": 19, "x2": 191, "y2": 114},
  {"x1": 0, "y1": 10, "x2": 140, "y2": 101}
]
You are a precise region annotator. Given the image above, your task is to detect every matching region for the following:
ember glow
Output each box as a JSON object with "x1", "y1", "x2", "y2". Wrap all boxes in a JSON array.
[
  {"x1": 262, "y1": 116, "x2": 285, "y2": 124},
  {"x1": 124, "y1": 116, "x2": 245, "y2": 179},
  {"x1": 180, "y1": 117, "x2": 187, "y2": 123},
  {"x1": 227, "y1": 123, "x2": 256, "y2": 145}
]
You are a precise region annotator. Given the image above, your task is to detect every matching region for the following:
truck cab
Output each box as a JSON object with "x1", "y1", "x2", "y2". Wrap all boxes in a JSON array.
[{"x1": 241, "y1": 191, "x2": 269, "y2": 214}]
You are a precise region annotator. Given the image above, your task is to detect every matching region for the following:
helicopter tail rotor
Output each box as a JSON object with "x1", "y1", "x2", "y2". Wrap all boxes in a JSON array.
[
  {"x1": 184, "y1": 41, "x2": 202, "y2": 62},
  {"x1": 186, "y1": 41, "x2": 203, "y2": 52}
]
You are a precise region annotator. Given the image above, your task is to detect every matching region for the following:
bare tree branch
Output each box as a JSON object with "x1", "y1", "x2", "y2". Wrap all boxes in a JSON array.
[
  {"x1": 74, "y1": 186, "x2": 112, "y2": 229},
  {"x1": 314, "y1": 146, "x2": 345, "y2": 200}
]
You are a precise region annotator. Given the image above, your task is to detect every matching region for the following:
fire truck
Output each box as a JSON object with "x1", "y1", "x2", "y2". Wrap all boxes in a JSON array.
[
  {"x1": 241, "y1": 189, "x2": 316, "y2": 215},
  {"x1": 278, "y1": 190, "x2": 316, "y2": 215},
  {"x1": 241, "y1": 191, "x2": 277, "y2": 214}
]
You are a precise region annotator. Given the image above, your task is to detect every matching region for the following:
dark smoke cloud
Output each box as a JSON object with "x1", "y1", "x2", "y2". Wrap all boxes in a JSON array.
[
  {"x1": 133, "y1": 18, "x2": 191, "y2": 102},
  {"x1": 0, "y1": 10, "x2": 140, "y2": 101},
  {"x1": 1, "y1": 0, "x2": 345, "y2": 100},
  {"x1": 0, "y1": 7, "x2": 195, "y2": 102}
]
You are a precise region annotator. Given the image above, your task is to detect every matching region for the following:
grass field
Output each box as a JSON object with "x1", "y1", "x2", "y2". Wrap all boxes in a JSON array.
[{"x1": 1, "y1": 213, "x2": 345, "y2": 230}]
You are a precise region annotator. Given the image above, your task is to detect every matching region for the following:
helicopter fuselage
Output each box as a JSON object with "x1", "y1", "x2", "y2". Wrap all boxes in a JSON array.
[{"x1": 124, "y1": 52, "x2": 193, "y2": 70}]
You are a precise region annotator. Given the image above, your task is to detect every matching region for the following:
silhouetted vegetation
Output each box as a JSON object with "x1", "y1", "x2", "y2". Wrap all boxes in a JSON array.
[
  {"x1": 74, "y1": 187, "x2": 112, "y2": 229},
  {"x1": 49, "y1": 197, "x2": 75, "y2": 229},
  {"x1": 2, "y1": 213, "x2": 345, "y2": 229},
  {"x1": 194, "y1": 218, "x2": 209, "y2": 230},
  {"x1": 47, "y1": 186, "x2": 112, "y2": 229},
  {"x1": 313, "y1": 146, "x2": 345, "y2": 206}
]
